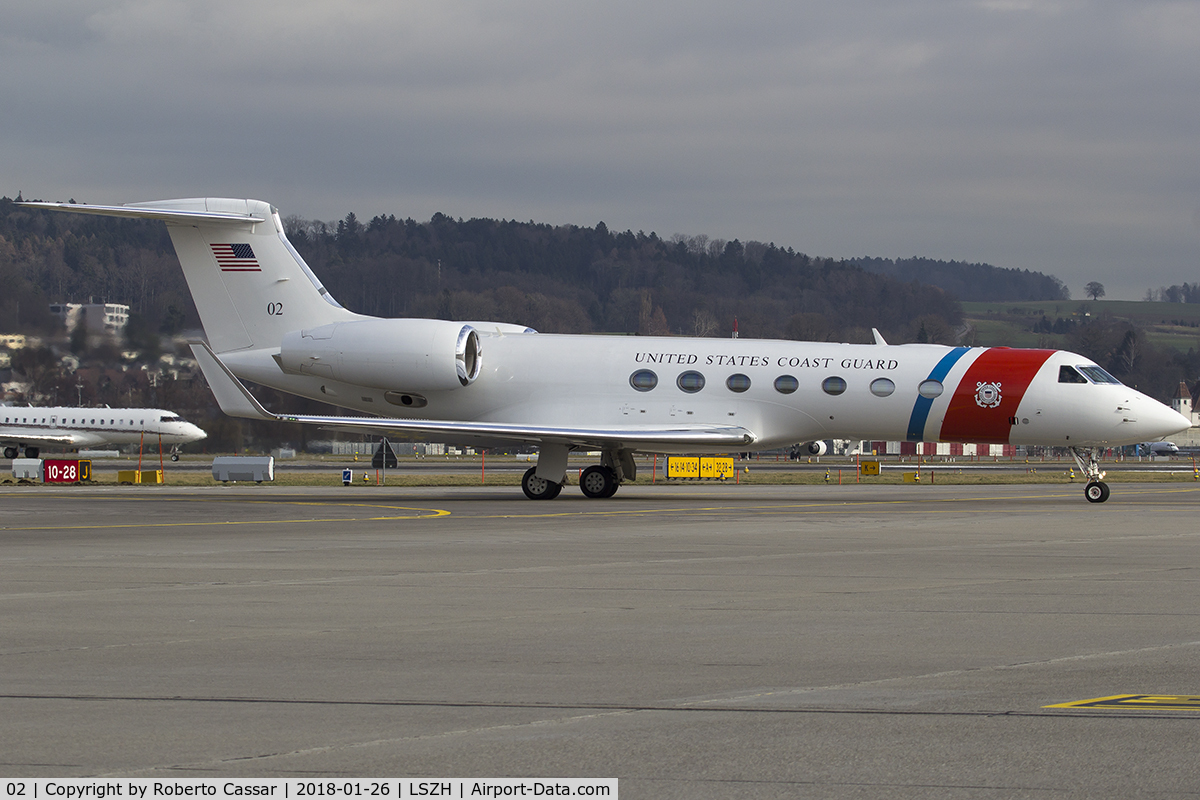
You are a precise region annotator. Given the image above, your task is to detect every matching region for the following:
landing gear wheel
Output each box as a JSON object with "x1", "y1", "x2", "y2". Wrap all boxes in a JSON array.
[
  {"x1": 171, "y1": 453, "x2": 180, "y2": 461},
  {"x1": 3, "y1": 447, "x2": 16, "y2": 459},
  {"x1": 580, "y1": 465, "x2": 619, "y2": 498},
  {"x1": 25, "y1": 447, "x2": 38, "y2": 459},
  {"x1": 522, "y1": 467, "x2": 563, "y2": 500},
  {"x1": 1084, "y1": 481, "x2": 1110, "y2": 504}
]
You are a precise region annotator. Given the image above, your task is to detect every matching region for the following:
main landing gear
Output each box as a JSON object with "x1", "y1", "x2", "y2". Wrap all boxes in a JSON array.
[
  {"x1": 4, "y1": 446, "x2": 36, "y2": 459},
  {"x1": 520, "y1": 446, "x2": 636, "y2": 500},
  {"x1": 1071, "y1": 446, "x2": 1110, "y2": 504},
  {"x1": 521, "y1": 467, "x2": 563, "y2": 500}
]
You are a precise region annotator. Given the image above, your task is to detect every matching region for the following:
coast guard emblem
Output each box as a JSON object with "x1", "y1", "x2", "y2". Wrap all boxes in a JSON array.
[{"x1": 975, "y1": 381, "x2": 1002, "y2": 408}]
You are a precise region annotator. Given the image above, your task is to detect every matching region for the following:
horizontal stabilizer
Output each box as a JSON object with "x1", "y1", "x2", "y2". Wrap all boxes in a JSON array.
[{"x1": 19, "y1": 201, "x2": 264, "y2": 225}]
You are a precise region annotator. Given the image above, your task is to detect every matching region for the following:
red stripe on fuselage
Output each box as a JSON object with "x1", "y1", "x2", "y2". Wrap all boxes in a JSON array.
[{"x1": 938, "y1": 348, "x2": 1055, "y2": 444}]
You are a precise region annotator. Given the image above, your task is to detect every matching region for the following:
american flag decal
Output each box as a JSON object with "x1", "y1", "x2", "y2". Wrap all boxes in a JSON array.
[{"x1": 211, "y1": 243, "x2": 261, "y2": 272}]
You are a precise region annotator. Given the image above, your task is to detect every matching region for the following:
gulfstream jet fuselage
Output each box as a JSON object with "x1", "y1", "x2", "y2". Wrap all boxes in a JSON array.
[{"x1": 24, "y1": 198, "x2": 1190, "y2": 503}]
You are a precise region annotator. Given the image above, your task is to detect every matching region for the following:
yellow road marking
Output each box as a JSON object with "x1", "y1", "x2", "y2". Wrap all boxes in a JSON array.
[
  {"x1": 0, "y1": 495, "x2": 450, "y2": 530},
  {"x1": 1045, "y1": 694, "x2": 1200, "y2": 711}
]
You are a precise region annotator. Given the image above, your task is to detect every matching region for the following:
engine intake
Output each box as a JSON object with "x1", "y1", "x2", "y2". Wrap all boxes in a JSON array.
[{"x1": 278, "y1": 318, "x2": 482, "y2": 392}]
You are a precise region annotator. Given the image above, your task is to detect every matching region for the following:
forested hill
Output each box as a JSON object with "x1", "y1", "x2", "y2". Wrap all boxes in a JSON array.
[
  {"x1": 0, "y1": 196, "x2": 1076, "y2": 343},
  {"x1": 850, "y1": 257, "x2": 1069, "y2": 302},
  {"x1": 282, "y1": 213, "x2": 961, "y2": 342}
]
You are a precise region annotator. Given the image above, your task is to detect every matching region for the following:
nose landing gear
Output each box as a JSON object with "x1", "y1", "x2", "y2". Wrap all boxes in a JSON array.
[
  {"x1": 1084, "y1": 480, "x2": 1111, "y2": 503},
  {"x1": 1071, "y1": 447, "x2": 1110, "y2": 503}
]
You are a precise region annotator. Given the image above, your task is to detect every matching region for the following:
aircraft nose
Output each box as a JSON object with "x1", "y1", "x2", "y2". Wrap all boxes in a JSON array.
[
  {"x1": 1140, "y1": 399, "x2": 1192, "y2": 441},
  {"x1": 191, "y1": 424, "x2": 208, "y2": 440}
]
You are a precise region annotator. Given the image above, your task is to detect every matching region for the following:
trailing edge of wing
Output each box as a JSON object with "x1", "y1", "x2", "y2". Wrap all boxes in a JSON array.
[
  {"x1": 189, "y1": 341, "x2": 757, "y2": 449},
  {"x1": 18, "y1": 201, "x2": 264, "y2": 225}
]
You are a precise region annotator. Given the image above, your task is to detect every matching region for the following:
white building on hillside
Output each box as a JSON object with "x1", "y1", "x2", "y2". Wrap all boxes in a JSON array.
[{"x1": 49, "y1": 302, "x2": 130, "y2": 335}]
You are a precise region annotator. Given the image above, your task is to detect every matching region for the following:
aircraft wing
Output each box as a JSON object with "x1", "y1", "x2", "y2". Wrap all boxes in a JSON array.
[
  {"x1": 190, "y1": 342, "x2": 757, "y2": 450},
  {"x1": 0, "y1": 428, "x2": 94, "y2": 447}
]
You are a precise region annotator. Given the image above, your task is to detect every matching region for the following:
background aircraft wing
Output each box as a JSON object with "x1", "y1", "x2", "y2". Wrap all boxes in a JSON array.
[
  {"x1": 0, "y1": 428, "x2": 91, "y2": 447},
  {"x1": 190, "y1": 342, "x2": 756, "y2": 450}
]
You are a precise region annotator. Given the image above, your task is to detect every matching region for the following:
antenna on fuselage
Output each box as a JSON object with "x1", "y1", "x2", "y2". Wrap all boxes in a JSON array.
[{"x1": 872, "y1": 328, "x2": 888, "y2": 346}]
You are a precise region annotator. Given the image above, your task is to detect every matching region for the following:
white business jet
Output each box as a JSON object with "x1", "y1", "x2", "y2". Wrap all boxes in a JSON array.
[
  {"x1": 24, "y1": 198, "x2": 1190, "y2": 503},
  {"x1": 1, "y1": 406, "x2": 206, "y2": 459}
]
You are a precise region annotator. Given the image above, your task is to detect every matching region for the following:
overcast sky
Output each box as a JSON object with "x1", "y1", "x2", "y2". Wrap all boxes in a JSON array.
[{"x1": 4, "y1": 0, "x2": 1198, "y2": 299}]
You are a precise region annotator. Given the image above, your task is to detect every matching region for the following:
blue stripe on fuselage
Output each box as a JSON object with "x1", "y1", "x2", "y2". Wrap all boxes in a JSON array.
[{"x1": 906, "y1": 347, "x2": 972, "y2": 442}]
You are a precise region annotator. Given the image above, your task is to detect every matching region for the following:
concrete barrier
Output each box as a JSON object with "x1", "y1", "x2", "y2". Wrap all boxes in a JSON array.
[{"x1": 212, "y1": 456, "x2": 275, "y2": 483}]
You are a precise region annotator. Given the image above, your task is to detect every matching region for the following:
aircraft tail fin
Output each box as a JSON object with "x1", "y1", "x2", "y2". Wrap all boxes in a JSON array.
[{"x1": 22, "y1": 199, "x2": 362, "y2": 353}]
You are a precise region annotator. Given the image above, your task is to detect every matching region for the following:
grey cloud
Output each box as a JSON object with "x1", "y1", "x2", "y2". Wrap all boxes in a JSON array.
[{"x1": 3, "y1": 0, "x2": 1197, "y2": 298}]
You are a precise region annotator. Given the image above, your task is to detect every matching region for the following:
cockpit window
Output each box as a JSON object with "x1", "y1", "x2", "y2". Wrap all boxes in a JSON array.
[
  {"x1": 1078, "y1": 365, "x2": 1122, "y2": 385},
  {"x1": 1058, "y1": 365, "x2": 1088, "y2": 384},
  {"x1": 160, "y1": 415, "x2": 181, "y2": 422}
]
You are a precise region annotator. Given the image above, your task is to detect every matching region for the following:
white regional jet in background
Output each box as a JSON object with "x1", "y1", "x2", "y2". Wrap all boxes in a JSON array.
[
  {"x1": 0, "y1": 406, "x2": 207, "y2": 459},
  {"x1": 25, "y1": 198, "x2": 1192, "y2": 503}
]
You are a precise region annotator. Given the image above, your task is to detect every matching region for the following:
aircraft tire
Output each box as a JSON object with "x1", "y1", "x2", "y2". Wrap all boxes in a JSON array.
[
  {"x1": 580, "y1": 465, "x2": 617, "y2": 499},
  {"x1": 522, "y1": 466, "x2": 562, "y2": 500},
  {"x1": 3, "y1": 447, "x2": 16, "y2": 459},
  {"x1": 1084, "y1": 481, "x2": 1110, "y2": 503},
  {"x1": 25, "y1": 447, "x2": 38, "y2": 459},
  {"x1": 171, "y1": 454, "x2": 180, "y2": 461}
]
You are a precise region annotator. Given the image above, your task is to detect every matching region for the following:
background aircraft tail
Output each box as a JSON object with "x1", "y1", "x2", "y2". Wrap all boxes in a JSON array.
[{"x1": 23, "y1": 198, "x2": 363, "y2": 353}]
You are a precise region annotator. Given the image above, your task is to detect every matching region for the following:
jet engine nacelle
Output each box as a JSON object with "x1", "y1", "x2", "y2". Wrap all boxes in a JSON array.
[
  {"x1": 278, "y1": 318, "x2": 482, "y2": 392},
  {"x1": 806, "y1": 440, "x2": 828, "y2": 456}
]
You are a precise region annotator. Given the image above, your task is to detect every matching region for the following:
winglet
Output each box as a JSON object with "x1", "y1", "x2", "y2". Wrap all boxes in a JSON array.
[
  {"x1": 189, "y1": 341, "x2": 279, "y2": 421},
  {"x1": 871, "y1": 327, "x2": 888, "y2": 346}
]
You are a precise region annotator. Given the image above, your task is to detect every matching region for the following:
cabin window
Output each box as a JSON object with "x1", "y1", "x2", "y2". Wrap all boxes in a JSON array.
[
  {"x1": 870, "y1": 378, "x2": 896, "y2": 397},
  {"x1": 677, "y1": 371, "x2": 706, "y2": 393},
  {"x1": 726, "y1": 374, "x2": 751, "y2": 393},
  {"x1": 1078, "y1": 365, "x2": 1122, "y2": 385},
  {"x1": 629, "y1": 369, "x2": 658, "y2": 392},
  {"x1": 822, "y1": 376, "x2": 847, "y2": 396},
  {"x1": 918, "y1": 379, "x2": 944, "y2": 399},
  {"x1": 1058, "y1": 365, "x2": 1088, "y2": 383},
  {"x1": 774, "y1": 375, "x2": 799, "y2": 394}
]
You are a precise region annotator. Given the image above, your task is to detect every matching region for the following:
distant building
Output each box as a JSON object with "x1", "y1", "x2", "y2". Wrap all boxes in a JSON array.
[
  {"x1": 1172, "y1": 381, "x2": 1197, "y2": 427},
  {"x1": 0, "y1": 334, "x2": 28, "y2": 350},
  {"x1": 49, "y1": 302, "x2": 130, "y2": 335}
]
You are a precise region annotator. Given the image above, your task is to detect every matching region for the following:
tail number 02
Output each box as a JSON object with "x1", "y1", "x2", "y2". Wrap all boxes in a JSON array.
[{"x1": 267, "y1": 302, "x2": 284, "y2": 316}]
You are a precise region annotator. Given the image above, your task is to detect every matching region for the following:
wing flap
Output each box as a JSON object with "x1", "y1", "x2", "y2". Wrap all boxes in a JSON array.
[{"x1": 189, "y1": 341, "x2": 756, "y2": 450}]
